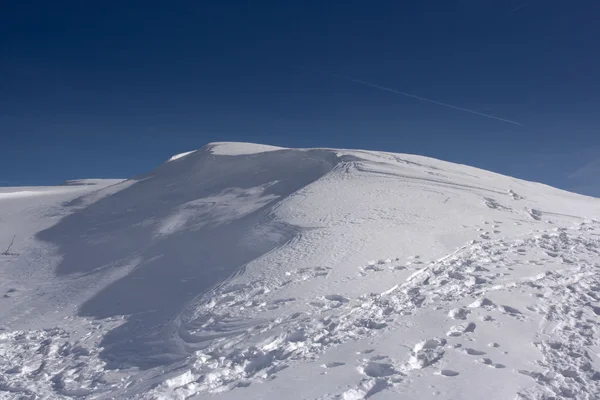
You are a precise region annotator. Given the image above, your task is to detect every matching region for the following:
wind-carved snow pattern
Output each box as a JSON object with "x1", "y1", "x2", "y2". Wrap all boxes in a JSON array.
[
  {"x1": 156, "y1": 183, "x2": 280, "y2": 236},
  {"x1": 147, "y1": 222, "x2": 600, "y2": 398},
  {"x1": 2, "y1": 143, "x2": 600, "y2": 400},
  {"x1": 33, "y1": 148, "x2": 338, "y2": 371}
]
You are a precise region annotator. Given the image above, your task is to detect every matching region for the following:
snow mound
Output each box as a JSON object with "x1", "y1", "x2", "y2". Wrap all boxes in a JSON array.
[
  {"x1": 207, "y1": 141, "x2": 286, "y2": 155},
  {"x1": 1, "y1": 142, "x2": 599, "y2": 400},
  {"x1": 168, "y1": 142, "x2": 286, "y2": 162}
]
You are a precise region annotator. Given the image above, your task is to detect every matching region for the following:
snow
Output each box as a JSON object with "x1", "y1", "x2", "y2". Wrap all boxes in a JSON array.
[
  {"x1": 167, "y1": 142, "x2": 284, "y2": 161},
  {"x1": 207, "y1": 141, "x2": 286, "y2": 155},
  {"x1": 1, "y1": 142, "x2": 599, "y2": 400},
  {"x1": 0, "y1": 190, "x2": 58, "y2": 199},
  {"x1": 0, "y1": 180, "x2": 124, "y2": 200},
  {"x1": 60, "y1": 179, "x2": 124, "y2": 186},
  {"x1": 168, "y1": 151, "x2": 197, "y2": 162}
]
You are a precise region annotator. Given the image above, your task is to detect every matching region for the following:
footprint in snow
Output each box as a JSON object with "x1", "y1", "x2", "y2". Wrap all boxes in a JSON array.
[
  {"x1": 463, "y1": 348, "x2": 486, "y2": 356},
  {"x1": 438, "y1": 369, "x2": 460, "y2": 377},
  {"x1": 309, "y1": 301, "x2": 327, "y2": 309},
  {"x1": 448, "y1": 307, "x2": 470, "y2": 320},
  {"x1": 476, "y1": 358, "x2": 505, "y2": 369},
  {"x1": 321, "y1": 362, "x2": 345, "y2": 368},
  {"x1": 468, "y1": 297, "x2": 496, "y2": 310},
  {"x1": 266, "y1": 298, "x2": 296, "y2": 310},
  {"x1": 499, "y1": 305, "x2": 523, "y2": 317},
  {"x1": 359, "y1": 362, "x2": 398, "y2": 378},
  {"x1": 363, "y1": 264, "x2": 385, "y2": 272},
  {"x1": 324, "y1": 294, "x2": 349, "y2": 303},
  {"x1": 314, "y1": 267, "x2": 331, "y2": 278},
  {"x1": 290, "y1": 266, "x2": 332, "y2": 280},
  {"x1": 446, "y1": 322, "x2": 476, "y2": 337},
  {"x1": 525, "y1": 305, "x2": 543, "y2": 313},
  {"x1": 357, "y1": 349, "x2": 375, "y2": 355},
  {"x1": 526, "y1": 208, "x2": 543, "y2": 221},
  {"x1": 407, "y1": 338, "x2": 447, "y2": 370},
  {"x1": 340, "y1": 377, "x2": 389, "y2": 400},
  {"x1": 369, "y1": 355, "x2": 388, "y2": 361},
  {"x1": 508, "y1": 190, "x2": 523, "y2": 200},
  {"x1": 483, "y1": 198, "x2": 511, "y2": 211}
]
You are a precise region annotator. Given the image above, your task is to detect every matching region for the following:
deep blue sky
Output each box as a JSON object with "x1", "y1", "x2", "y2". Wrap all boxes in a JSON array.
[{"x1": 2, "y1": 1, "x2": 599, "y2": 196}]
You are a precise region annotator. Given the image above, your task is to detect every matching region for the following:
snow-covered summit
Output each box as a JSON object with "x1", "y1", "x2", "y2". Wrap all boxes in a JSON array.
[
  {"x1": 206, "y1": 141, "x2": 286, "y2": 156},
  {"x1": 167, "y1": 142, "x2": 285, "y2": 162},
  {"x1": 1, "y1": 143, "x2": 599, "y2": 399}
]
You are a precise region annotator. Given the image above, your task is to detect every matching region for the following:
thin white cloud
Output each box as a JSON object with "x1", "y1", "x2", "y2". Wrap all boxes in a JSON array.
[
  {"x1": 569, "y1": 158, "x2": 600, "y2": 179},
  {"x1": 330, "y1": 73, "x2": 523, "y2": 126}
]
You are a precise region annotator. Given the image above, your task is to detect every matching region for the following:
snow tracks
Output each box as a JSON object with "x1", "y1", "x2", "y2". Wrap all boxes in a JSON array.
[{"x1": 151, "y1": 220, "x2": 600, "y2": 399}]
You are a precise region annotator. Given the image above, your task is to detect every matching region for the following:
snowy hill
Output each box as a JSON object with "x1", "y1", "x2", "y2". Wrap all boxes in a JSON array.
[{"x1": 1, "y1": 142, "x2": 599, "y2": 400}]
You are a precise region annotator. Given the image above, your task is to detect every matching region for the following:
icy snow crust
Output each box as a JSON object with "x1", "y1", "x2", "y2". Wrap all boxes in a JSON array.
[{"x1": 1, "y1": 142, "x2": 599, "y2": 400}]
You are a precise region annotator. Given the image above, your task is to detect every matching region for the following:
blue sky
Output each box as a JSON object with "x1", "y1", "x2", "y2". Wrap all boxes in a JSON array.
[{"x1": 2, "y1": 1, "x2": 599, "y2": 196}]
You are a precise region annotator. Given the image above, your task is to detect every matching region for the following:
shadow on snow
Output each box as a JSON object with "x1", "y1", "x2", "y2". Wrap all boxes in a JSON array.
[{"x1": 37, "y1": 148, "x2": 338, "y2": 369}]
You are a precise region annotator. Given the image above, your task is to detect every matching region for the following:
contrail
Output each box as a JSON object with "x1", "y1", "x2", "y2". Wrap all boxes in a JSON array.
[
  {"x1": 330, "y1": 73, "x2": 523, "y2": 126},
  {"x1": 508, "y1": 3, "x2": 529, "y2": 14}
]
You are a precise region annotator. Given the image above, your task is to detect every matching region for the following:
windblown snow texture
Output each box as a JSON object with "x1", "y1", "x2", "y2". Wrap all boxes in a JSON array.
[{"x1": 0, "y1": 142, "x2": 599, "y2": 400}]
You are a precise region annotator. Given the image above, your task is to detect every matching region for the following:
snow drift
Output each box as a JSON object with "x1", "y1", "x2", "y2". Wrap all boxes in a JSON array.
[
  {"x1": 37, "y1": 146, "x2": 338, "y2": 369},
  {"x1": 1, "y1": 142, "x2": 599, "y2": 400}
]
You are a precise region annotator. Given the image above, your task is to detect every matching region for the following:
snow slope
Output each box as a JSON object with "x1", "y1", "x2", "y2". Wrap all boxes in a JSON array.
[{"x1": 1, "y1": 142, "x2": 599, "y2": 400}]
